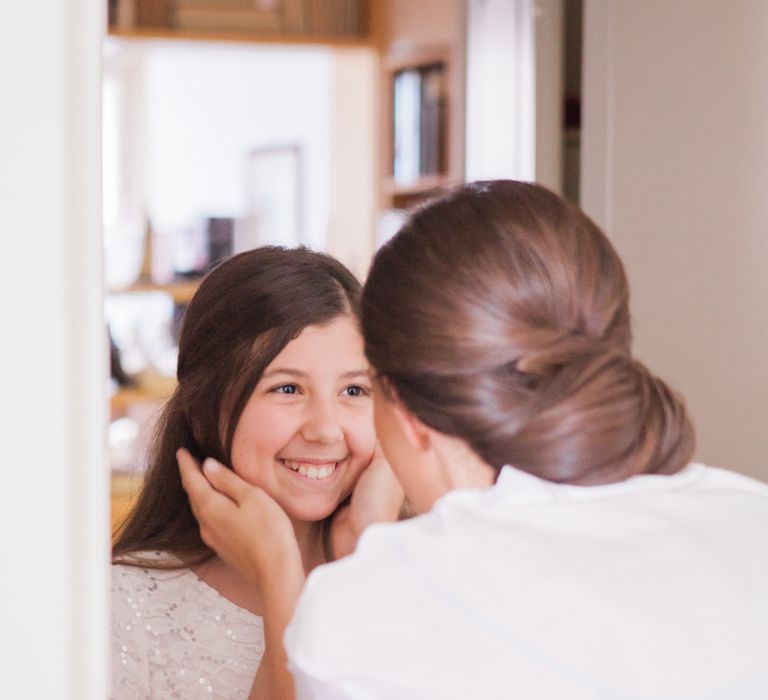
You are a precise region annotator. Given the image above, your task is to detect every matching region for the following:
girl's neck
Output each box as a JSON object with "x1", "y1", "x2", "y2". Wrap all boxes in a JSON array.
[
  {"x1": 192, "y1": 518, "x2": 326, "y2": 616},
  {"x1": 291, "y1": 517, "x2": 328, "y2": 572}
]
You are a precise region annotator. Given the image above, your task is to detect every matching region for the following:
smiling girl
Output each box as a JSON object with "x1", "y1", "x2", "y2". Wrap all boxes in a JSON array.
[{"x1": 111, "y1": 247, "x2": 402, "y2": 699}]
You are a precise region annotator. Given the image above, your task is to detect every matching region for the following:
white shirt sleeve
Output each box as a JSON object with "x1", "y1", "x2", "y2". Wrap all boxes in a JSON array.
[{"x1": 290, "y1": 667, "x2": 360, "y2": 700}]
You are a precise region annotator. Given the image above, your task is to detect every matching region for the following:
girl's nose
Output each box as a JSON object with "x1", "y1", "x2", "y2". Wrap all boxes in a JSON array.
[{"x1": 301, "y1": 399, "x2": 344, "y2": 444}]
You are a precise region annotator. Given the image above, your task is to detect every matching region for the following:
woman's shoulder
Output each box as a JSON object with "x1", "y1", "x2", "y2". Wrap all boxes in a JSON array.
[{"x1": 688, "y1": 462, "x2": 768, "y2": 495}]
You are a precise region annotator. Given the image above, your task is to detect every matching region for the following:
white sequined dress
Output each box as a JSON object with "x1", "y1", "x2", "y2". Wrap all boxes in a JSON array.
[{"x1": 111, "y1": 553, "x2": 264, "y2": 699}]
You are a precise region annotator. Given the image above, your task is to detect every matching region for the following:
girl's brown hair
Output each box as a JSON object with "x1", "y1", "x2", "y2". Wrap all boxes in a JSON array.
[
  {"x1": 113, "y1": 246, "x2": 361, "y2": 567},
  {"x1": 362, "y1": 180, "x2": 694, "y2": 485}
]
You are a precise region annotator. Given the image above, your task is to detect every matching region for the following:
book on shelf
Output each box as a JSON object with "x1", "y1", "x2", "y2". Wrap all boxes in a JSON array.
[
  {"x1": 175, "y1": 3, "x2": 283, "y2": 32},
  {"x1": 306, "y1": 0, "x2": 329, "y2": 36},
  {"x1": 176, "y1": 0, "x2": 280, "y2": 7},
  {"x1": 139, "y1": 0, "x2": 370, "y2": 38},
  {"x1": 293, "y1": 0, "x2": 365, "y2": 37},
  {"x1": 419, "y1": 65, "x2": 446, "y2": 177},
  {"x1": 392, "y1": 62, "x2": 447, "y2": 187},
  {"x1": 112, "y1": 0, "x2": 136, "y2": 29},
  {"x1": 135, "y1": 0, "x2": 174, "y2": 27},
  {"x1": 330, "y1": 0, "x2": 361, "y2": 36},
  {"x1": 393, "y1": 68, "x2": 422, "y2": 186},
  {"x1": 281, "y1": 0, "x2": 306, "y2": 33},
  {"x1": 205, "y1": 217, "x2": 235, "y2": 270}
]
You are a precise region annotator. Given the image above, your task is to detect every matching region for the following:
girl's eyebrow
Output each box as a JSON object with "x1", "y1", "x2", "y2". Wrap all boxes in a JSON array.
[
  {"x1": 261, "y1": 368, "x2": 370, "y2": 380},
  {"x1": 261, "y1": 368, "x2": 307, "y2": 379},
  {"x1": 341, "y1": 370, "x2": 371, "y2": 380}
]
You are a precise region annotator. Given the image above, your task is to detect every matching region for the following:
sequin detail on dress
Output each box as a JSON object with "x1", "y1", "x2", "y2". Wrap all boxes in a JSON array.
[{"x1": 111, "y1": 553, "x2": 264, "y2": 699}]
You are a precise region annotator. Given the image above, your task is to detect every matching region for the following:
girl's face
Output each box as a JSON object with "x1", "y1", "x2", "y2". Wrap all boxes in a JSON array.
[{"x1": 230, "y1": 315, "x2": 375, "y2": 523}]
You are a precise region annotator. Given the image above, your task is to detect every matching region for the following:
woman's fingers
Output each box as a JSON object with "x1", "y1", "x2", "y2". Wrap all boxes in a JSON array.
[
  {"x1": 200, "y1": 457, "x2": 254, "y2": 506},
  {"x1": 177, "y1": 449, "x2": 301, "y2": 584},
  {"x1": 177, "y1": 447, "x2": 253, "y2": 508},
  {"x1": 177, "y1": 448, "x2": 224, "y2": 506}
]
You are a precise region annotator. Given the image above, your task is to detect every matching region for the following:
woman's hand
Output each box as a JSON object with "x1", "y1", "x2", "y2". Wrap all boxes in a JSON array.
[
  {"x1": 177, "y1": 448, "x2": 301, "y2": 587},
  {"x1": 330, "y1": 441, "x2": 405, "y2": 559},
  {"x1": 178, "y1": 448, "x2": 302, "y2": 700}
]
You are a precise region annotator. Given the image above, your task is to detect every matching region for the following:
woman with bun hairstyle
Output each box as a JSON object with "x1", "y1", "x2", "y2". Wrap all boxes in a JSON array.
[{"x1": 181, "y1": 182, "x2": 768, "y2": 699}]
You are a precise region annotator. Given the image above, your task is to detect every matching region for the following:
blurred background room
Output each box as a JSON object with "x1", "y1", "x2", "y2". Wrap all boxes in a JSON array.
[
  {"x1": 4, "y1": 2, "x2": 768, "y2": 696},
  {"x1": 103, "y1": 0, "x2": 581, "y2": 525},
  {"x1": 103, "y1": 0, "x2": 768, "y2": 529}
]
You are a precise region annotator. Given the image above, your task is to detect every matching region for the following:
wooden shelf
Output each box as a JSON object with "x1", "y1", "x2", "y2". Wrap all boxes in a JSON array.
[
  {"x1": 385, "y1": 175, "x2": 455, "y2": 210},
  {"x1": 107, "y1": 26, "x2": 374, "y2": 49},
  {"x1": 111, "y1": 385, "x2": 170, "y2": 412},
  {"x1": 108, "y1": 278, "x2": 201, "y2": 305},
  {"x1": 385, "y1": 174, "x2": 453, "y2": 197},
  {"x1": 111, "y1": 372, "x2": 176, "y2": 412}
]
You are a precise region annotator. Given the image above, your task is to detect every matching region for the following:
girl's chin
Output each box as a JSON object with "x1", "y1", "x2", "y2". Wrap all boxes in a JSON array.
[{"x1": 280, "y1": 501, "x2": 339, "y2": 524}]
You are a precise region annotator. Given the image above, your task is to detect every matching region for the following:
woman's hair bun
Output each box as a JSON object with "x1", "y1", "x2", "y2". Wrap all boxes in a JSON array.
[
  {"x1": 363, "y1": 180, "x2": 694, "y2": 485},
  {"x1": 513, "y1": 329, "x2": 616, "y2": 377}
]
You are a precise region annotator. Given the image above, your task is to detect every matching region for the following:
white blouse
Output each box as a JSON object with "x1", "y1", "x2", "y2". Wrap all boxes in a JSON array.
[
  {"x1": 111, "y1": 554, "x2": 264, "y2": 699},
  {"x1": 285, "y1": 463, "x2": 768, "y2": 699}
]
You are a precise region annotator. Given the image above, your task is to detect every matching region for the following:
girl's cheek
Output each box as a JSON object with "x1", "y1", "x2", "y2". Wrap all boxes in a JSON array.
[
  {"x1": 361, "y1": 422, "x2": 377, "y2": 457},
  {"x1": 347, "y1": 411, "x2": 376, "y2": 450}
]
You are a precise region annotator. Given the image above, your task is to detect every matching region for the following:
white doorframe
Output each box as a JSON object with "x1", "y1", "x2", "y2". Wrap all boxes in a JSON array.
[
  {"x1": 465, "y1": 0, "x2": 564, "y2": 190},
  {"x1": 0, "y1": 2, "x2": 108, "y2": 697},
  {"x1": 465, "y1": 0, "x2": 537, "y2": 182},
  {"x1": 579, "y1": 0, "x2": 614, "y2": 232}
]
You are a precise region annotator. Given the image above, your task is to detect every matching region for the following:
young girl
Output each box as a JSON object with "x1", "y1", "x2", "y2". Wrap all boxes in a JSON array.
[{"x1": 111, "y1": 246, "x2": 402, "y2": 699}]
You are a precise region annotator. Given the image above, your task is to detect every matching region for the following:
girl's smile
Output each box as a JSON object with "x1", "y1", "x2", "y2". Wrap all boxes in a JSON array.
[{"x1": 279, "y1": 457, "x2": 345, "y2": 481}]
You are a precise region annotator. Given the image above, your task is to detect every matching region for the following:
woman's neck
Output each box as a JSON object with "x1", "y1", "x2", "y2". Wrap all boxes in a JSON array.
[{"x1": 192, "y1": 518, "x2": 326, "y2": 616}]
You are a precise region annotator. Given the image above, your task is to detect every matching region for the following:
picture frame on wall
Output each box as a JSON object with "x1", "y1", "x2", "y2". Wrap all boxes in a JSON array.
[{"x1": 237, "y1": 144, "x2": 304, "y2": 251}]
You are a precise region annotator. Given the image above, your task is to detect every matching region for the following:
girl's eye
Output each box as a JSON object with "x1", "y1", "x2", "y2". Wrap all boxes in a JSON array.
[
  {"x1": 272, "y1": 384, "x2": 299, "y2": 395},
  {"x1": 343, "y1": 385, "x2": 369, "y2": 398}
]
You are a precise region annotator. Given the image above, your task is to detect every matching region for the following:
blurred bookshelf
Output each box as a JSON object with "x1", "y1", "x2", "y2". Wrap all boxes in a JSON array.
[
  {"x1": 108, "y1": 0, "x2": 373, "y2": 46},
  {"x1": 382, "y1": 45, "x2": 456, "y2": 211}
]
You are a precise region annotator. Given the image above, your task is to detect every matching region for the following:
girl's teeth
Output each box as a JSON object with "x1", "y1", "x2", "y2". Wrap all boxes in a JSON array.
[{"x1": 284, "y1": 461, "x2": 337, "y2": 480}]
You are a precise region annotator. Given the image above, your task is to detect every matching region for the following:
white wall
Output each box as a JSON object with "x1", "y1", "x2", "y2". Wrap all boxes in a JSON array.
[
  {"x1": 465, "y1": 0, "x2": 536, "y2": 181},
  {"x1": 465, "y1": 0, "x2": 563, "y2": 190},
  {"x1": 142, "y1": 41, "x2": 332, "y2": 249},
  {"x1": 0, "y1": 1, "x2": 108, "y2": 697},
  {"x1": 582, "y1": 0, "x2": 768, "y2": 481},
  {"x1": 327, "y1": 49, "x2": 378, "y2": 279}
]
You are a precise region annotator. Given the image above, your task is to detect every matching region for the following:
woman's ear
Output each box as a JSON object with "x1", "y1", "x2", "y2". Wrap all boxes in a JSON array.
[
  {"x1": 374, "y1": 375, "x2": 434, "y2": 454},
  {"x1": 388, "y1": 396, "x2": 433, "y2": 452}
]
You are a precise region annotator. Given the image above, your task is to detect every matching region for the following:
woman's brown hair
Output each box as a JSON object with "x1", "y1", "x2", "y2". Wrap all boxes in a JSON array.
[
  {"x1": 362, "y1": 180, "x2": 694, "y2": 485},
  {"x1": 113, "y1": 246, "x2": 362, "y2": 567}
]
